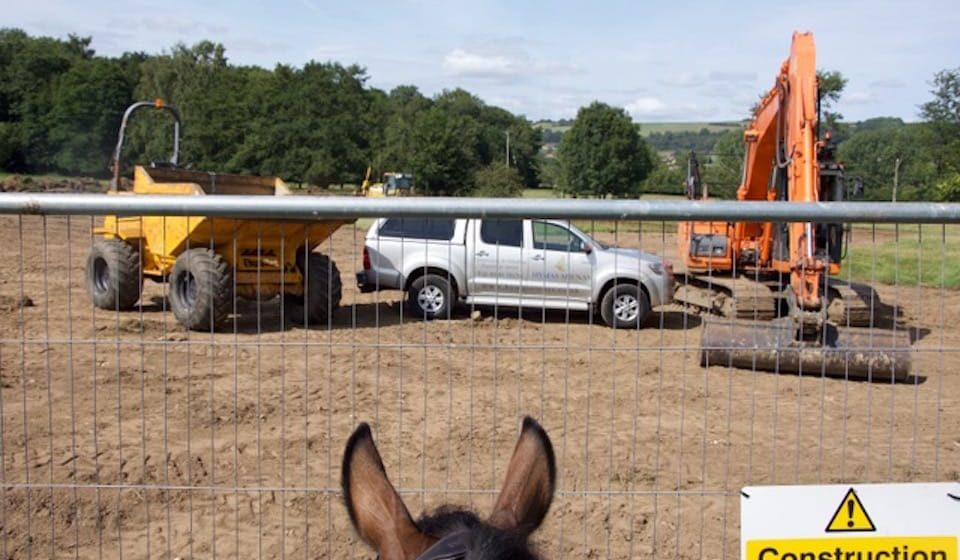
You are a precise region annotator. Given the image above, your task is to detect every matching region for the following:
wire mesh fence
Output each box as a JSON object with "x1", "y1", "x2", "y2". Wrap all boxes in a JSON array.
[{"x1": 0, "y1": 196, "x2": 956, "y2": 559}]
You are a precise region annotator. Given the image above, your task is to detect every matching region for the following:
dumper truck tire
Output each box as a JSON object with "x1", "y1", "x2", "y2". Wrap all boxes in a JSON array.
[
  {"x1": 87, "y1": 238, "x2": 142, "y2": 311},
  {"x1": 600, "y1": 283, "x2": 649, "y2": 329},
  {"x1": 287, "y1": 252, "x2": 342, "y2": 326},
  {"x1": 169, "y1": 249, "x2": 234, "y2": 331}
]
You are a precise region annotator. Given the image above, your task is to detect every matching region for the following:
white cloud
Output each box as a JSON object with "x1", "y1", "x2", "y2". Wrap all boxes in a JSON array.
[
  {"x1": 108, "y1": 15, "x2": 228, "y2": 36},
  {"x1": 845, "y1": 92, "x2": 877, "y2": 105},
  {"x1": 229, "y1": 38, "x2": 288, "y2": 55},
  {"x1": 443, "y1": 49, "x2": 519, "y2": 77},
  {"x1": 708, "y1": 71, "x2": 757, "y2": 83},
  {"x1": 660, "y1": 71, "x2": 756, "y2": 88},
  {"x1": 307, "y1": 44, "x2": 351, "y2": 61},
  {"x1": 660, "y1": 72, "x2": 704, "y2": 88},
  {"x1": 625, "y1": 96, "x2": 668, "y2": 116},
  {"x1": 869, "y1": 79, "x2": 907, "y2": 89}
]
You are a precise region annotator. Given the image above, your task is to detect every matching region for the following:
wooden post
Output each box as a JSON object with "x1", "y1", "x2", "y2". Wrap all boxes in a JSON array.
[{"x1": 892, "y1": 157, "x2": 901, "y2": 202}]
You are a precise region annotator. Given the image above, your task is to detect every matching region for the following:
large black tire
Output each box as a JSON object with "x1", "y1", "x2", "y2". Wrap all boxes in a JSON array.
[
  {"x1": 286, "y1": 252, "x2": 342, "y2": 326},
  {"x1": 600, "y1": 283, "x2": 650, "y2": 329},
  {"x1": 86, "y1": 238, "x2": 142, "y2": 311},
  {"x1": 406, "y1": 273, "x2": 454, "y2": 320},
  {"x1": 168, "y1": 249, "x2": 234, "y2": 331}
]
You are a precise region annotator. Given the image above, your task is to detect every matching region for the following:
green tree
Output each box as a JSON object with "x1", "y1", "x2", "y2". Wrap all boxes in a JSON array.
[
  {"x1": 0, "y1": 29, "x2": 92, "y2": 170},
  {"x1": 931, "y1": 173, "x2": 960, "y2": 202},
  {"x1": 817, "y1": 69, "x2": 847, "y2": 137},
  {"x1": 537, "y1": 152, "x2": 560, "y2": 188},
  {"x1": 431, "y1": 89, "x2": 541, "y2": 188},
  {"x1": 408, "y1": 105, "x2": 479, "y2": 195},
  {"x1": 473, "y1": 163, "x2": 524, "y2": 197},
  {"x1": 132, "y1": 41, "x2": 267, "y2": 175},
  {"x1": 701, "y1": 127, "x2": 745, "y2": 198},
  {"x1": 641, "y1": 157, "x2": 685, "y2": 195},
  {"x1": 379, "y1": 85, "x2": 433, "y2": 173},
  {"x1": 556, "y1": 102, "x2": 654, "y2": 198},
  {"x1": 46, "y1": 58, "x2": 134, "y2": 174},
  {"x1": 217, "y1": 60, "x2": 377, "y2": 185},
  {"x1": 855, "y1": 117, "x2": 905, "y2": 132},
  {"x1": 0, "y1": 28, "x2": 548, "y2": 188},
  {"x1": 837, "y1": 124, "x2": 936, "y2": 200},
  {"x1": 502, "y1": 118, "x2": 541, "y2": 188},
  {"x1": 920, "y1": 67, "x2": 960, "y2": 175}
]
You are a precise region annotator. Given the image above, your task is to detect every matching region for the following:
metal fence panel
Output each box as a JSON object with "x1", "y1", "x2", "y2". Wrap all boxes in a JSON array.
[{"x1": 0, "y1": 198, "x2": 956, "y2": 559}]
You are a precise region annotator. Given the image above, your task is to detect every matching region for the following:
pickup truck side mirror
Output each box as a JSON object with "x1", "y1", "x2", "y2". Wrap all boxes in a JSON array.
[{"x1": 582, "y1": 242, "x2": 593, "y2": 254}]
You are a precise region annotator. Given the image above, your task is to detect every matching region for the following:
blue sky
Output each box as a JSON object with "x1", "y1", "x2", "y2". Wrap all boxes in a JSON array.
[{"x1": 9, "y1": 0, "x2": 959, "y2": 123}]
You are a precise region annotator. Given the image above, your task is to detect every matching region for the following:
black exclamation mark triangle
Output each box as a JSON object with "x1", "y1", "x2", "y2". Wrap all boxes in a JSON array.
[{"x1": 825, "y1": 487, "x2": 877, "y2": 532}]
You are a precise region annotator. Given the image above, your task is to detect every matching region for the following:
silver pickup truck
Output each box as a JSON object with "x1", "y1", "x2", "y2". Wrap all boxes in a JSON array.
[{"x1": 356, "y1": 218, "x2": 674, "y2": 328}]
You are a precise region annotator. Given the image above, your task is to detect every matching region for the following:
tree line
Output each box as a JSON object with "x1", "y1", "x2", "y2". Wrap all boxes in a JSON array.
[
  {"x1": 0, "y1": 29, "x2": 541, "y2": 196},
  {"x1": 618, "y1": 68, "x2": 960, "y2": 201},
  {"x1": 2, "y1": 28, "x2": 958, "y2": 200}
]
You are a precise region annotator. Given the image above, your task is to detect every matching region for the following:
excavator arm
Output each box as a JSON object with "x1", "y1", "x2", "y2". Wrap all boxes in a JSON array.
[
  {"x1": 676, "y1": 32, "x2": 912, "y2": 380},
  {"x1": 736, "y1": 32, "x2": 824, "y2": 312}
]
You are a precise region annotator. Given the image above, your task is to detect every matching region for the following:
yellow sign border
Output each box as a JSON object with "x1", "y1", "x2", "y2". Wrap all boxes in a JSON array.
[{"x1": 746, "y1": 536, "x2": 958, "y2": 560}]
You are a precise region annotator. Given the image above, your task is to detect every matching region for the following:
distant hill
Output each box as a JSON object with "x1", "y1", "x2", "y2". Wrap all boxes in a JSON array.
[
  {"x1": 535, "y1": 120, "x2": 744, "y2": 152},
  {"x1": 534, "y1": 120, "x2": 742, "y2": 137}
]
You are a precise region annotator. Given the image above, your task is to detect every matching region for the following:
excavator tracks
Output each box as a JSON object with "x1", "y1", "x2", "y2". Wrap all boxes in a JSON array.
[
  {"x1": 676, "y1": 275, "x2": 887, "y2": 327},
  {"x1": 674, "y1": 274, "x2": 780, "y2": 321},
  {"x1": 826, "y1": 280, "x2": 880, "y2": 327}
]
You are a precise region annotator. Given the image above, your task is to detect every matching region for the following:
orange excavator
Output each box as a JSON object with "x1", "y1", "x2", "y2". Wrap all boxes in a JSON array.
[{"x1": 675, "y1": 32, "x2": 911, "y2": 380}]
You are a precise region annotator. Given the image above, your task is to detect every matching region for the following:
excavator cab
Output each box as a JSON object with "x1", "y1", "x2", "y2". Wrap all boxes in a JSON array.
[{"x1": 815, "y1": 154, "x2": 846, "y2": 265}]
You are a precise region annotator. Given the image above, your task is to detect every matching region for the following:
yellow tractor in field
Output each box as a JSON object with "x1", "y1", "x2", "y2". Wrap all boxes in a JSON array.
[
  {"x1": 359, "y1": 166, "x2": 415, "y2": 197},
  {"x1": 86, "y1": 100, "x2": 353, "y2": 330}
]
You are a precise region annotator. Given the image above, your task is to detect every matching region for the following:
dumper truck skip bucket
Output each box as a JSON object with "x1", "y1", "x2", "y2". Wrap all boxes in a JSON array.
[{"x1": 699, "y1": 317, "x2": 912, "y2": 381}]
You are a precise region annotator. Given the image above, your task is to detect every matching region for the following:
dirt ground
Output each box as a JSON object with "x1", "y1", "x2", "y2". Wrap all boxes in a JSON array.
[{"x1": 0, "y1": 215, "x2": 956, "y2": 560}]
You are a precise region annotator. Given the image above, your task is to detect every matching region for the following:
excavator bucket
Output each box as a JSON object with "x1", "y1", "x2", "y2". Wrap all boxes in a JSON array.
[{"x1": 699, "y1": 317, "x2": 912, "y2": 381}]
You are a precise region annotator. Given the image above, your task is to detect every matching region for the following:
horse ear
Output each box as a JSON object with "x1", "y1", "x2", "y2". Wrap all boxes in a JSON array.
[
  {"x1": 489, "y1": 416, "x2": 557, "y2": 535},
  {"x1": 342, "y1": 423, "x2": 436, "y2": 560}
]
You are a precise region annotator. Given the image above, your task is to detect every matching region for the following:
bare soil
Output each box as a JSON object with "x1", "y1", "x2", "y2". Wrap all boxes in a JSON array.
[{"x1": 0, "y1": 215, "x2": 956, "y2": 559}]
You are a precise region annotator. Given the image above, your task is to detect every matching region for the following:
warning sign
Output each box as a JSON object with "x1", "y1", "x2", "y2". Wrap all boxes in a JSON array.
[
  {"x1": 741, "y1": 483, "x2": 960, "y2": 560},
  {"x1": 825, "y1": 488, "x2": 877, "y2": 532}
]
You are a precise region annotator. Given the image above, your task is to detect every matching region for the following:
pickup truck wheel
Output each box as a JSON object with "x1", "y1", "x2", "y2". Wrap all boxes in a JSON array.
[
  {"x1": 407, "y1": 274, "x2": 453, "y2": 320},
  {"x1": 600, "y1": 284, "x2": 649, "y2": 329}
]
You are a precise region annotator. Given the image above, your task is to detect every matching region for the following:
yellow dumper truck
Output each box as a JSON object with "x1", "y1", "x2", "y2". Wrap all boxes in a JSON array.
[{"x1": 86, "y1": 100, "x2": 353, "y2": 330}]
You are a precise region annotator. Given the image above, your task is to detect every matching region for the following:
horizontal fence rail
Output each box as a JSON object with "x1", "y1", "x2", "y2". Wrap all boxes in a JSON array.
[
  {"x1": 0, "y1": 193, "x2": 956, "y2": 560},
  {"x1": 2, "y1": 193, "x2": 960, "y2": 222}
]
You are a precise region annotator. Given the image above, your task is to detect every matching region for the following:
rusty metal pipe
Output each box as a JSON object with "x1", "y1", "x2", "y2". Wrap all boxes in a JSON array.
[{"x1": 699, "y1": 317, "x2": 912, "y2": 381}]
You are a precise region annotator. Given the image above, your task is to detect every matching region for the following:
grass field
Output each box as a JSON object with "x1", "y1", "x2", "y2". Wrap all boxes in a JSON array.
[
  {"x1": 636, "y1": 121, "x2": 742, "y2": 136},
  {"x1": 842, "y1": 223, "x2": 960, "y2": 289}
]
